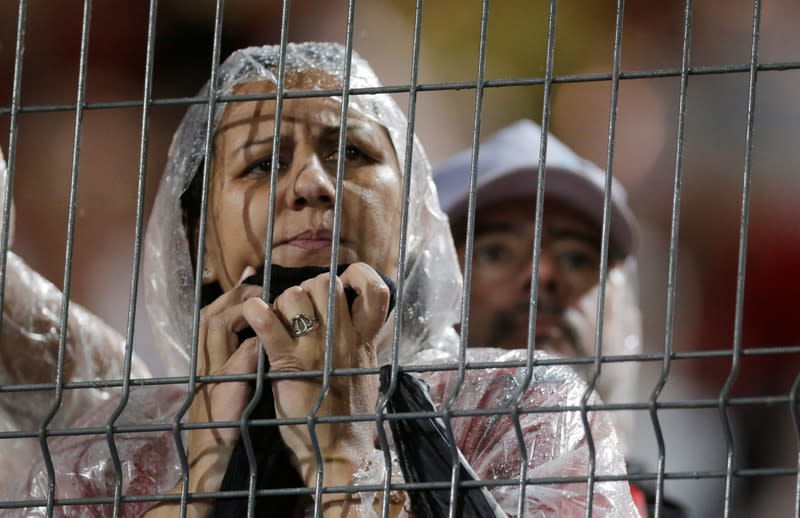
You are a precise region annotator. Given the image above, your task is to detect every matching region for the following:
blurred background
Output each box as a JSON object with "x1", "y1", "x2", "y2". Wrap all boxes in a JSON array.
[{"x1": 0, "y1": 1, "x2": 798, "y2": 516}]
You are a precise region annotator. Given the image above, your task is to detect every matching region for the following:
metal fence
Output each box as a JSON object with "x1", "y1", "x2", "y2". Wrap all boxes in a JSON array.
[{"x1": 1, "y1": 1, "x2": 799, "y2": 517}]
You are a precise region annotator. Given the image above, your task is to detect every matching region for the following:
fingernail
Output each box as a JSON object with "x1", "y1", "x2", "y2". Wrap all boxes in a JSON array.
[{"x1": 237, "y1": 265, "x2": 256, "y2": 285}]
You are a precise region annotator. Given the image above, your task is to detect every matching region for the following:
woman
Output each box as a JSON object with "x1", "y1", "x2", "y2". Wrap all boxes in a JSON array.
[{"x1": 16, "y1": 43, "x2": 638, "y2": 517}]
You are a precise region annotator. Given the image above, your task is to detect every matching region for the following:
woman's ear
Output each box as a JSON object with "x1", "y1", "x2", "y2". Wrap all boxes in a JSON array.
[
  {"x1": 200, "y1": 230, "x2": 226, "y2": 285},
  {"x1": 201, "y1": 263, "x2": 218, "y2": 284}
]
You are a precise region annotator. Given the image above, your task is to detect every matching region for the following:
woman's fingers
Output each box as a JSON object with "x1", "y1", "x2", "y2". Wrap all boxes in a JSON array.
[
  {"x1": 273, "y1": 285, "x2": 320, "y2": 332},
  {"x1": 201, "y1": 302, "x2": 251, "y2": 375},
  {"x1": 201, "y1": 282, "x2": 262, "y2": 317},
  {"x1": 192, "y1": 337, "x2": 261, "y2": 425},
  {"x1": 217, "y1": 336, "x2": 261, "y2": 376},
  {"x1": 198, "y1": 284, "x2": 261, "y2": 375},
  {"x1": 241, "y1": 297, "x2": 299, "y2": 367},
  {"x1": 187, "y1": 336, "x2": 262, "y2": 483},
  {"x1": 299, "y1": 273, "x2": 353, "y2": 332},
  {"x1": 242, "y1": 267, "x2": 389, "y2": 373},
  {"x1": 340, "y1": 262, "x2": 391, "y2": 342}
]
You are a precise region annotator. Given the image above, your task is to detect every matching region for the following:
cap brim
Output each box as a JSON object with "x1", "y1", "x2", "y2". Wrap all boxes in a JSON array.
[{"x1": 444, "y1": 166, "x2": 635, "y2": 258}]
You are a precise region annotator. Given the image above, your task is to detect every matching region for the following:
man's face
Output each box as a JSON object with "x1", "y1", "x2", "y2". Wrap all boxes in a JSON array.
[{"x1": 455, "y1": 197, "x2": 603, "y2": 355}]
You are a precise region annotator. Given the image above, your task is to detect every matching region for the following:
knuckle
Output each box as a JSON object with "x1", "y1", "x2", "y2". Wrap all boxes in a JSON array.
[
  {"x1": 205, "y1": 313, "x2": 226, "y2": 332},
  {"x1": 199, "y1": 309, "x2": 217, "y2": 329},
  {"x1": 239, "y1": 337, "x2": 260, "y2": 353},
  {"x1": 334, "y1": 275, "x2": 345, "y2": 290},
  {"x1": 300, "y1": 274, "x2": 328, "y2": 294},
  {"x1": 281, "y1": 285, "x2": 305, "y2": 303},
  {"x1": 314, "y1": 273, "x2": 331, "y2": 289},
  {"x1": 371, "y1": 279, "x2": 390, "y2": 298},
  {"x1": 233, "y1": 283, "x2": 261, "y2": 300},
  {"x1": 353, "y1": 261, "x2": 371, "y2": 275}
]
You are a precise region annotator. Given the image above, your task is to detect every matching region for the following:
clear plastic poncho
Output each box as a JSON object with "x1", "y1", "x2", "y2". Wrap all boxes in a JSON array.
[
  {"x1": 143, "y1": 42, "x2": 463, "y2": 375},
  {"x1": 0, "y1": 150, "x2": 151, "y2": 498},
  {"x1": 10, "y1": 43, "x2": 639, "y2": 517}
]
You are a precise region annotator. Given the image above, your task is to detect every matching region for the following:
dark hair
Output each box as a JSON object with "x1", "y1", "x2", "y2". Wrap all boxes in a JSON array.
[{"x1": 180, "y1": 159, "x2": 205, "y2": 272}]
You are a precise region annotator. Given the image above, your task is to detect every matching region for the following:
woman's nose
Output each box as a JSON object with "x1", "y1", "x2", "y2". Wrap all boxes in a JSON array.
[{"x1": 285, "y1": 155, "x2": 335, "y2": 210}]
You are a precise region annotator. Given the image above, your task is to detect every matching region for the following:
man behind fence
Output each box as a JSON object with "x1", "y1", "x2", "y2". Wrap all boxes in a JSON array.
[{"x1": 434, "y1": 119, "x2": 686, "y2": 518}]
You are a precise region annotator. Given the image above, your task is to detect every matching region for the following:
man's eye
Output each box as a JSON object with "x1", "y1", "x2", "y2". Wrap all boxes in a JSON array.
[
  {"x1": 561, "y1": 251, "x2": 595, "y2": 270},
  {"x1": 476, "y1": 243, "x2": 512, "y2": 263}
]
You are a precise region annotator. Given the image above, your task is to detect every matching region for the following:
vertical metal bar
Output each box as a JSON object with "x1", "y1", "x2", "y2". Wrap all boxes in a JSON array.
[
  {"x1": 374, "y1": 0, "x2": 425, "y2": 515},
  {"x1": 38, "y1": 1, "x2": 93, "y2": 516},
  {"x1": 239, "y1": 2, "x2": 292, "y2": 516},
  {"x1": 649, "y1": 2, "x2": 693, "y2": 517},
  {"x1": 509, "y1": 0, "x2": 558, "y2": 515},
  {"x1": 170, "y1": 0, "x2": 226, "y2": 516},
  {"x1": 580, "y1": 0, "x2": 625, "y2": 515},
  {"x1": 104, "y1": 1, "x2": 159, "y2": 516},
  {"x1": 446, "y1": 1, "x2": 490, "y2": 516},
  {"x1": 309, "y1": 1, "x2": 358, "y2": 515},
  {"x1": 792, "y1": 371, "x2": 800, "y2": 516},
  {"x1": 0, "y1": 0, "x2": 27, "y2": 337},
  {"x1": 719, "y1": 1, "x2": 761, "y2": 516}
]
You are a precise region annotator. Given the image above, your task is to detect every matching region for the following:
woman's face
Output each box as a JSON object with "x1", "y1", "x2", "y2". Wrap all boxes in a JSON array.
[{"x1": 203, "y1": 81, "x2": 403, "y2": 291}]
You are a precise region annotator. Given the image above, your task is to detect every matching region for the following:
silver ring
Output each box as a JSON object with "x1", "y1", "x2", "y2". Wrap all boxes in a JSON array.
[{"x1": 289, "y1": 313, "x2": 319, "y2": 337}]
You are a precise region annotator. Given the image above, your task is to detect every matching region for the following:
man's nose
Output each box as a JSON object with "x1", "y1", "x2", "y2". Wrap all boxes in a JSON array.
[
  {"x1": 285, "y1": 154, "x2": 335, "y2": 210},
  {"x1": 532, "y1": 249, "x2": 559, "y2": 297},
  {"x1": 510, "y1": 248, "x2": 536, "y2": 297}
]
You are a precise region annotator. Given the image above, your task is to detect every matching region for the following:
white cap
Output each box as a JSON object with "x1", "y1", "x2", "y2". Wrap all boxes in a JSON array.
[{"x1": 434, "y1": 119, "x2": 636, "y2": 258}]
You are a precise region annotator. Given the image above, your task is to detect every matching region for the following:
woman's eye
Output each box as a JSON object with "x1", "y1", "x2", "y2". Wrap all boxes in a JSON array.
[
  {"x1": 329, "y1": 144, "x2": 367, "y2": 163},
  {"x1": 344, "y1": 145, "x2": 363, "y2": 160},
  {"x1": 254, "y1": 158, "x2": 272, "y2": 172},
  {"x1": 245, "y1": 156, "x2": 283, "y2": 177}
]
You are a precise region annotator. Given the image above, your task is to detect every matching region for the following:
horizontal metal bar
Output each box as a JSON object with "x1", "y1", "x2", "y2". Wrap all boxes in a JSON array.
[
  {"x1": 1, "y1": 391, "x2": 795, "y2": 441},
  {"x1": 2, "y1": 465, "x2": 796, "y2": 510},
  {"x1": 2, "y1": 59, "x2": 799, "y2": 116},
  {"x1": 1, "y1": 344, "x2": 797, "y2": 394}
]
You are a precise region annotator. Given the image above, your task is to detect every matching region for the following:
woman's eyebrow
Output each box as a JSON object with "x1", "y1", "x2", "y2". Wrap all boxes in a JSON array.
[
  {"x1": 233, "y1": 126, "x2": 293, "y2": 156},
  {"x1": 228, "y1": 135, "x2": 281, "y2": 161},
  {"x1": 237, "y1": 136, "x2": 274, "y2": 151},
  {"x1": 318, "y1": 120, "x2": 375, "y2": 140}
]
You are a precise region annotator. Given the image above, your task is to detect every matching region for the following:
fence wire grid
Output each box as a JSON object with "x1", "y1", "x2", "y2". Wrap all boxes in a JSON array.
[{"x1": 0, "y1": 1, "x2": 799, "y2": 517}]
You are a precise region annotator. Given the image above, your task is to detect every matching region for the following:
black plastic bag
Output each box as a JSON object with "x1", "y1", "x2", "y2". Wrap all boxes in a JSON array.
[{"x1": 379, "y1": 366, "x2": 505, "y2": 518}]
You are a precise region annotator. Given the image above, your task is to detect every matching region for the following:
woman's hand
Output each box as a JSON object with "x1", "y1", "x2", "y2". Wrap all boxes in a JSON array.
[
  {"x1": 145, "y1": 282, "x2": 263, "y2": 517},
  {"x1": 242, "y1": 262, "x2": 391, "y2": 499},
  {"x1": 145, "y1": 263, "x2": 391, "y2": 517},
  {"x1": 188, "y1": 282, "x2": 266, "y2": 489}
]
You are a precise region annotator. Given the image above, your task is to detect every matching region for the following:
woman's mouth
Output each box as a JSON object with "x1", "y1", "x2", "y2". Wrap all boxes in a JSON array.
[{"x1": 282, "y1": 229, "x2": 334, "y2": 251}]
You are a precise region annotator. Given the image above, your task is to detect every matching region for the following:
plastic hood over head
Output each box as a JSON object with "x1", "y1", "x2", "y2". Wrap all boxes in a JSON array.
[{"x1": 143, "y1": 42, "x2": 463, "y2": 375}]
